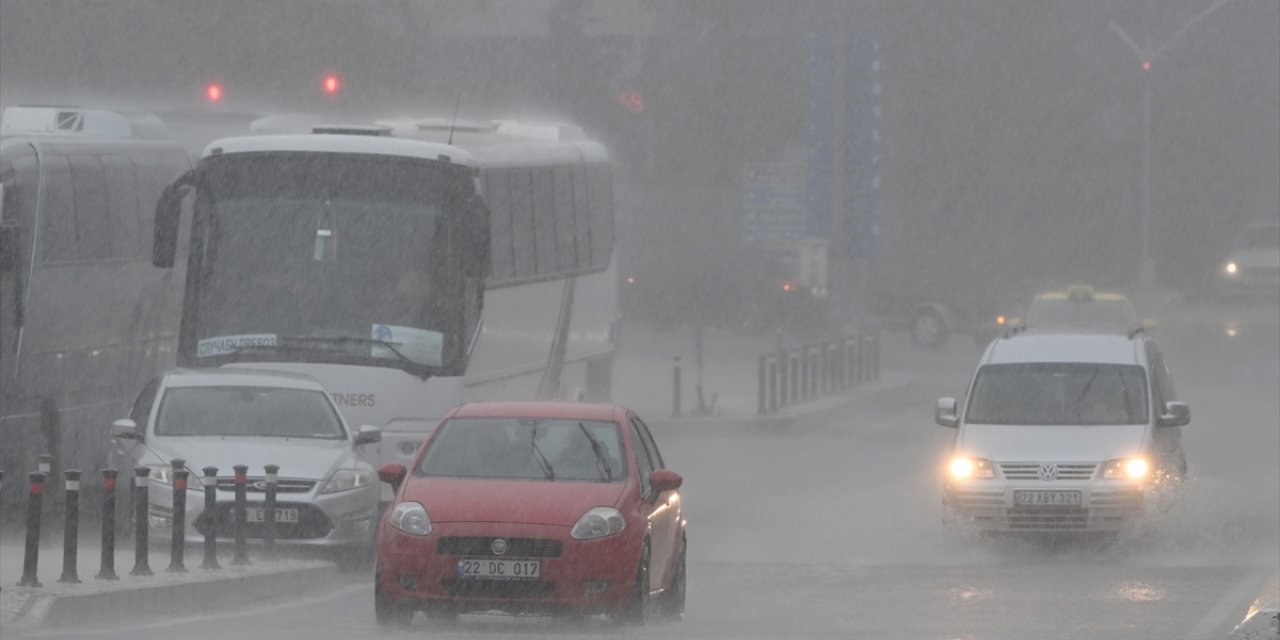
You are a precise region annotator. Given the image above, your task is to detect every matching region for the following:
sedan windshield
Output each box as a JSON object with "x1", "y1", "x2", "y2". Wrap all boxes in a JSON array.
[
  {"x1": 417, "y1": 418, "x2": 625, "y2": 482},
  {"x1": 156, "y1": 386, "x2": 346, "y2": 439},
  {"x1": 966, "y1": 363, "x2": 1149, "y2": 425}
]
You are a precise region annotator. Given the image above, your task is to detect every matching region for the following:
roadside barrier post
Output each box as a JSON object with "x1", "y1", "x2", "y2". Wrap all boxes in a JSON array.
[
  {"x1": 231, "y1": 464, "x2": 250, "y2": 566},
  {"x1": 58, "y1": 469, "x2": 81, "y2": 583},
  {"x1": 97, "y1": 469, "x2": 119, "y2": 580},
  {"x1": 768, "y1": 359, "x2": 778, "y2": 413},
  {"x1": 17, "y1": 471, "x2": 45, "y2": 587},
  {"x1": 263, "y1": 464, "x2": 279, "y2": 559},
  {"x1": 201, "y1": 466, "x2": 220, "y2": 570},
  {"x1": 168, "y1": 460, "x2": 188, "y2": 573},
  {"x1": 131, "y1": 466, "x2": 152, "y2": 576},
  {"x1": 757, "y1": 355, "x2": 766, "y2": 416},
  {"x1": 672, "y1": 357, "x2": 682, "y2": 418}
]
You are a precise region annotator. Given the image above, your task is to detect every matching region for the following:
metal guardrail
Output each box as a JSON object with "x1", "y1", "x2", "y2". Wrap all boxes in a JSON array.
[{"x1": 757, "y1": 328, "x2": 880, "y2": 416}]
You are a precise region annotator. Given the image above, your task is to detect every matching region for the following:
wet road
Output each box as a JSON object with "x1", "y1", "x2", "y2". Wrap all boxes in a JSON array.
[{"x1": 17, "y1": 298, "x2": 1279, "y2": 640}]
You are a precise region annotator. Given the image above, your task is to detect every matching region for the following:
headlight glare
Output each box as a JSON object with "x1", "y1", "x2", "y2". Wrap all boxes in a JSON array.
[
  {"x1": 1225, "y1": 261, "x2": 1239, "y2": 276},
  {"x1": 1103, "y1": 458, "x2": 1149, "y2": 479},
  {"x1": 948, "y1": 457, "x2": 994, "y2": 480},
  {"x1": 570, "y1": 507, "x2": 626, "y2": 540},
  {"x1": 321, "y1": 468, "x2": 373, "y2": 494},
  {"x1": 388, "y1": 501, "x2": 431, "y2": 536},
  {"x1": 148, "y1": 465, "x2": 173, "y2": 485}
]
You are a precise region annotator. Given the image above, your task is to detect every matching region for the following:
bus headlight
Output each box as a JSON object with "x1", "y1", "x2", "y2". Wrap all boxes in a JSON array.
[
  {"x1": 948, "y1": 457, "x2": 994, "y2": 480},
  {"x1": 1103, "y1": 458, "x2": 1149, "y2": 480}
]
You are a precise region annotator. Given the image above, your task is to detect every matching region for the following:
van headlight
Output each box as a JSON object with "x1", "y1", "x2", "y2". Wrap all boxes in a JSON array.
[
  {"x1": 571, "y1": 507, "x2": 626, "y2": 540},
  {"x1": 1224, "y1": 261, "x2": 1239, "y2": 276},
  {"x1": 388, "y1": 501, "x2": 432, "y2": 536},
  {"x1": 1103, "y1": 458, "x2": 1149, "y2": 480},
  {"x1": 948, "y1": 457, "x2": 995, "y2": 480},
  {"x1": 321, "y1": 468, "x2": 373, "y2": 494}
]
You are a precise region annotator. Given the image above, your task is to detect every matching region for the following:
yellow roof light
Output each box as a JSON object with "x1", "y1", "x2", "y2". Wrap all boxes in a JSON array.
[{"x1": 1066, "y1": 285, "x2": 1095, "y2": 301}]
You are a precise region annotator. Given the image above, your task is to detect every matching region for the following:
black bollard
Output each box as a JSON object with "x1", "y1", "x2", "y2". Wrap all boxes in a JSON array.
[
  {"x1": 58, "y1": 470, "x2": 81, "y2": 583},
  {"x1": 231, "y1": 464, "x2": 249, "y2": 566},
  {"x1": 17, "y1": 471, "x2": 45, "y2": 587},
  {"x1": 201, "y1": 466, "x2": 220, "y2": 570},
  {"x1": 263, "y1": 464, "x2": 278, "y2": 560},
  {"x1": 168, "y1": 462, "x2": 188, "y2": 573},
  {"x1": 97, "y1": 469, "x2": 119, "y2": 580},
  {"x1": 131, "y1": 466, "x2": 152, "y2": 576}
]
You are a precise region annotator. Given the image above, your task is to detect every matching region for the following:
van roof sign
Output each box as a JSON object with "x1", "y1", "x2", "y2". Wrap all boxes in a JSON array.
[{"x1": 0, "y1": 105, "x2": 169, "y2": 139}]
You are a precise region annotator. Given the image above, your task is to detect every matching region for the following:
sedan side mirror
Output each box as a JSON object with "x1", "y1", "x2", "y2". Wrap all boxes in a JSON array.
[
  {"x1": 354, "y1": 424, "x2": 382, "y2": 447},
  {"x1": 935, "y1": 397, "x2": 959, "y2": 428},
  {"x1": 1158, "y1": 401, "x2": 1190, "y2": 427},
  {"x1": 378, "y1": 463, "x2": 407, "y2": 490},
  {"x1": 110, "y1": 418, "x2": 143, "y2": 441},
  {"x1": 650, "y1": 469, "x2": 683, "y2": 493}
]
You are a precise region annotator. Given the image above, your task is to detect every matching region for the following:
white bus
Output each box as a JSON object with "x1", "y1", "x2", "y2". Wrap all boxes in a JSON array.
[
  {"x1": 153, "y1": 118, "x2": 617, "y2": 502},
  {"x1": 0, "y1": 106, "x2": 192, "y2": 494}
]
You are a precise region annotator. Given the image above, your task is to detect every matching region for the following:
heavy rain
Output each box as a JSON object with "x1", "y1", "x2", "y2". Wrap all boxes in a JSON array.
[{"x1": 1, "y1": 1, "x2": 1277, "y2": 638}]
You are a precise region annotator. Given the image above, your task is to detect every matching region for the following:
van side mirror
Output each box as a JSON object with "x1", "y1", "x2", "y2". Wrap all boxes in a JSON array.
[
  {"x1": 111, "y1": 418, "x2": 143, "y2": 441},
  {"x1": 1158, "y1": 401, "x2": 1190, "y2": 427},
  {"x1": 153, "y1": 170, "x2": 195, "y2": 268},
  {"x1": 935, "y1": 397, "x2": 959, "y2": 428},
  {"x1": 354, "y1": 424, "x2": 382, "y2": 447}
]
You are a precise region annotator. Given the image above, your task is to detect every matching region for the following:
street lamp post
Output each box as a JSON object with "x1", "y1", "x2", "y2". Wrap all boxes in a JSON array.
[{"x1": 1109, "y1": 0, "x2": 1248, "y2": 288}]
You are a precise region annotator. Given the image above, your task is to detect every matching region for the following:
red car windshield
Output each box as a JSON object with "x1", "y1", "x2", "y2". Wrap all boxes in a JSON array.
[{"x1": 416, "y1": 417, "x2": 626, "y2": 482}]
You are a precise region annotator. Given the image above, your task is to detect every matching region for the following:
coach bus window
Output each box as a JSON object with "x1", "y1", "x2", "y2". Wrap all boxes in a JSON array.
[
  {"x1": 102, "y1": 155, "x2": 141, "y2": 256},
  {"x1": 38, "y1": 155, "x2": 77, "y2": 263},
  {"x1": 484, "y1": 170, "x2": 515, "y2": 283},
  {"x1": 532, "y1": 167, "x2": 557, "y2": 276},
  {"x1": 572, "y1": 163, "x2": 593, "y2": 268},
  {"x1": 510, "y1": 169, "x2": 536, "y2": 278},
  {"x1": 553, "y1": 166, "x2": 578, "y2": 271},
  {"x1": 69, "y1": 155, "x2": 112, "y2": 261},
  {"x1": 586, "y1": 164, "x2": 614, "y2": 271}
]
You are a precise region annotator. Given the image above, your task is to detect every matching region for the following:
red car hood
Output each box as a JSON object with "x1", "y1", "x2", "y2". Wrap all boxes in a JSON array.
[{"x1": 404, "y1": 478, "x2": 627, "y2": 526}]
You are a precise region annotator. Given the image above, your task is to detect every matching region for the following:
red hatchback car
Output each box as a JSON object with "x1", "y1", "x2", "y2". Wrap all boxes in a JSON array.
[{"x1": 374, "y1": 401, "x2": 687, "y2": 626}]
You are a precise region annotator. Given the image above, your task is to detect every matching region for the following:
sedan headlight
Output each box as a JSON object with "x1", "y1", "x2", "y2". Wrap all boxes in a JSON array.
[
  {"x1": 1102, "y1": 458, "x2": 1149, "y2": 480},
  {"x1": 321, "y1": 468, "x2": 373, "y2": 494},
  {"x1": 570, "y1": 507, "x2": 626, "y2": 540},
  {"x1": 388, "y1": 501, "x2": 431, "y2": 536},
  {"x1": 948, "y1": 457, "x2": 995, "y2": 480}
]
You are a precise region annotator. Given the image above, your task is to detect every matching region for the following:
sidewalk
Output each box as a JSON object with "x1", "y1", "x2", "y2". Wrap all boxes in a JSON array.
[
  {"x1": 0, "y1": 537, "x2": 334, "y2": 629},
  {"x1": 613, "y1": 321, "x2": 913, "y2": 430}
]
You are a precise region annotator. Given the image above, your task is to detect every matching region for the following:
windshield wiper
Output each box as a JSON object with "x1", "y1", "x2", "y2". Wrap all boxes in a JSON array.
[
  {"x1": 577, "y1": 422, "x2": 614, "y2": 481},
  {"x1": 1073, "y1": 368, "x2": 1103, "y2": 423},
  {"x1": 288, "y1": 336, "x2": 415, "y2": 365},
  {"x1": 530, "y1": 423, "x2": 555, "y2": 481},
  {"x1": 216, "y1": 335, "x2": 436, "y2": 380}
]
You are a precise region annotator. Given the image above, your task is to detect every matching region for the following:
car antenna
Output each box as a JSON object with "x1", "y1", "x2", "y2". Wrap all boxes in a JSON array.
[{"x1": 447, "y1": 92, "x2": 462, "y2": 146}]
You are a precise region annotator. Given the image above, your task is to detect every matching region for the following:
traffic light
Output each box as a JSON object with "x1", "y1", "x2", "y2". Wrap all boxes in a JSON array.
[
  {"x1": 1141, "y1": 60, "x2": 1152, "y2": 71},
  {"x1": 322, "y1": 73, "x2": 342, "y2": 96},
  {"x1": 205, "y1": 82, "x2": 224, "y2": 103}
]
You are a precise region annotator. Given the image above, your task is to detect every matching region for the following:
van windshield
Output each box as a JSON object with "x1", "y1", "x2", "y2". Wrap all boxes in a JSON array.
[{"x1": 965, "y1": 363, "x2": 1148, "y2": 425}]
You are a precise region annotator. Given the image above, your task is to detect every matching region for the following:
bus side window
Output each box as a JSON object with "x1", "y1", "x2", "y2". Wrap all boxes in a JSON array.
[
  {"x1": 484, "y1": 170, "x2": 515, "y2": 284},
  {"x1": 572, "y1": 163, "x2": 592, "y2": 269},
  {"x1": 38, "y1": 154, "x2": 78, "y2": 264},
  {"x1": 102, "y1": 154, "x2": 141, "y2": 257},
  {"x1": 553, "y1": 166, "x2": 578, "y2": 272},
  {"x1": 532, "y1": 168, "x2": 556, "y2": 277},
  {"x1": 510, "y1": 170, "x2": 536, "y2": 279},
  {"x1": 68, "y1": 154, "x2": 112, "y2": 261},
  {"x1": 586, "y1": 164, "x2": 613, "y2": 271}
]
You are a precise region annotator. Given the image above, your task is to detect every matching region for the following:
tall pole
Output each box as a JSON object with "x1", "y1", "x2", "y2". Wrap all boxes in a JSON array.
[{"x1": 1140, "y1": 56, "x2": 1155, "y2": 286}]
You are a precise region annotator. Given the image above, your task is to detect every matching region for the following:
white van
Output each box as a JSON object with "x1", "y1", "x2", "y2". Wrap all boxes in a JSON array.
[{"x1": 936, "y1": 331, "x2": 1189, "y2": 532}]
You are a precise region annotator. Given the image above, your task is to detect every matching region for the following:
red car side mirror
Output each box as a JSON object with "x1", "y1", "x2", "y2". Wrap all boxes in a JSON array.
[
  {"x1": 650, "y1": 469, "x2": 683, "y2": 493},
  {"x1": 378, "y1": 463, "x2": 407, "y2": 489}
]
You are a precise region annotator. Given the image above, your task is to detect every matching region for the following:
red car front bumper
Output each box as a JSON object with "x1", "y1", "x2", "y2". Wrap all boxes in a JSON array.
[{"x1": 377, "y1": 521, "x2": 642, "y2": 614}]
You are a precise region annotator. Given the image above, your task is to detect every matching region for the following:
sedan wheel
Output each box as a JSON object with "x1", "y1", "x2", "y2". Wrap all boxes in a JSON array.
[
  {"x1": 659, "y1": 538, "x2": 686, "y2": 621},
  {"x1": 614, "y1": 543, "x2": 651, "y2": 625},
  {"x1": 374, "y1": 572, "x2": 413, "y2": 628}
]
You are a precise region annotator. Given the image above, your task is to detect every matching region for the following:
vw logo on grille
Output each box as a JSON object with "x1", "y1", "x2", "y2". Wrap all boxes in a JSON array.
[
  {"x1": 1038, "y1": 463, "x2": 1059, "y2": 481},
  {"x1": 491, "y1": 538, "x2": 508, "y2": 555}
]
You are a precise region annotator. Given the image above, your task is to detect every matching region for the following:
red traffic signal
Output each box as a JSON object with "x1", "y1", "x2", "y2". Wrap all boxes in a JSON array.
[
  {"x1": 322, "y1": 73, "x2": 342, "y2": 95},
  {"x1": 617, "y1": 91, "x2": 644, "y2": 113},
  {"x1": 205, "y1": 82, "x2": 224, "y2": 103},
  {"x1": 1141, "y1": 60, "x2": 1152, "y2": 71}
]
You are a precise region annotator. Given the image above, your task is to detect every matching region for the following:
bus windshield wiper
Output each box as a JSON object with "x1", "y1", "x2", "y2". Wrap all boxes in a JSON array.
[
  {"x1": 577, "y1": 422, "x2": 614, "y2": 481},
  {"x1": 287, "y1": 335, "x2": 416, "y2": 366}
]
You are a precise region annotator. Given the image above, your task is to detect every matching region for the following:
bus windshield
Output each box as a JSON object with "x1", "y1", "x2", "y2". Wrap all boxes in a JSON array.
[{"x1": 185, "y1": 152, "x2": 472, "y2": 374}]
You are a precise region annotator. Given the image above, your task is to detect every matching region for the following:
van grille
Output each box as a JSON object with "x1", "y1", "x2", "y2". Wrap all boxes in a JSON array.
[
  {"x1": 1000, "y1": 463, "x2": 1096, "y2": 481},
  {"x1": 1007, "y1": 506, "x2": 1089, "y2": 530}
]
